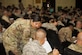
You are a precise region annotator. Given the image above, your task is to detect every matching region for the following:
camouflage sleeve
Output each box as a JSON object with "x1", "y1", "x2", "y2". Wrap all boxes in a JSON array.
[
  {"x1": 22, "y1": 28, "x2": 30, "y2": 46},
  {"x1": 25, "y1": 51, "x2": 34, "y2": 55},
  {"x1": 58, "y1": 28, "x2": 65, "y2": 42},
  {"x1": 65, "y1": 30, "x2": 73, "y2": 43},
  {"x1": 22, "y1": 44, "x2": 35, "y2": 55},
  {"x1": 22, "y1": 49, "x2": 34, "y2": 55},
  {"x1": 2, "y1": 33, "x2": 21, "y2": 55},
  {"x1": 2, "y1": 24, "x2": 23, "y2": 55}
]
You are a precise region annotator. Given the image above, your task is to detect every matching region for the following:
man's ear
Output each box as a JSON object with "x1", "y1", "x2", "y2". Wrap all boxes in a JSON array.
[
  {"x1": 31, "y1": 20, "x2": 33, "y2": 25},
  {"x1": 33, "y1": 35, "x2": 36, "y2": 39}
]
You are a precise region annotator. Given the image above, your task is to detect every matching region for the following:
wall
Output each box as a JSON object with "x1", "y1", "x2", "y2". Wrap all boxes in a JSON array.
[
  {"x1": 23, "y1": 0, "x2": 33, "y2": 8},
  {"x1": 34, "y1": 0, "x2": 42, "y2": 8},
  {"x1": 0, "y1": 0, "x2": 42, "y2": 8},
  {"x1": 56, "y1": 0, "x2": 76, "y2": 12},
  {"x1": 0, "y1": 0, "x2": 76, "y2": 11},
  {"x1": 0, "y1": 0, "x2": 18, "y2": 7},
  {"x1": 0, "y1": 0, "x2": 34, "y2": 8},
  {"x1": 0, "y1": 0, "x2": 3, "y2": 2}
]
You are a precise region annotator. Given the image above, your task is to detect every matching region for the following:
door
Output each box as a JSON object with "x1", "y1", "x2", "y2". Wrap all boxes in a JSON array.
[
  {"x1": 42, "y1": 0, "x2": 55, "y2": 12},
  {"x1": 76, "y1": 0, "x2": 82, "y2": 10}
]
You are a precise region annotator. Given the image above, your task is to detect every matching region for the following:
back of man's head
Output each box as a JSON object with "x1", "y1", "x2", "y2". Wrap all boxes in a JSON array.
[
  {"x1": 35, "y1": 29, "x2": 46, "y2": 45},
  {"x1": 77, "y1": 32, "x2": 82, "y2": 41},
  {"x1": 35, "y1": 29, "x2": 46, "y2": 39}
]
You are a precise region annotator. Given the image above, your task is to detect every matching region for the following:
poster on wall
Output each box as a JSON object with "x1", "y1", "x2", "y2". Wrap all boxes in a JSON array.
[{"x1": 36, "y1": 0, "x2": 41, "y2": 3}]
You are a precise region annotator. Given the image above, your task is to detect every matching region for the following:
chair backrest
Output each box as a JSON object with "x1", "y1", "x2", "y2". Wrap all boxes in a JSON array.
[
  {"x1": 64, "y1": 48, "x2": 82, "y2": 55},
  {"x1": 46, "y1": 29, "x2": 63, "y2": 54}
]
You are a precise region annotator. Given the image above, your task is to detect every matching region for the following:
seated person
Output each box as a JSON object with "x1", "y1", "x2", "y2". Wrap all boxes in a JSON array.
[
  {"x1": 42, "y1": 18, "x2": 58, "y2": 33},
  {"x1": 1, "y1": 9, "x2": 11, "y2": 28},
  {"x1": 22, "y1": 29, "x2": 59, "y2": 55},
  {"x1": 46, "y1": 29, "x2": 63, "y2": 54},
  {"x1": 10, "y1": 8, "x2": 22, "y2": 20},
  {"x1": 58, "y1": 23, "x2": 74, "y2": 43},
  {"x1": 58, "y1": 23, "x2": 74, "y2": 49},
  {"x1": 74, "y1": 21, "x2": 82, "y2": 32},
  {"x1": 64, "y1": 32, "x2": 82, "y2": 55}
]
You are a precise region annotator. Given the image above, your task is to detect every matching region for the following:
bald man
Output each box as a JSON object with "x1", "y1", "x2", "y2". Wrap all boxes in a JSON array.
[
  {"x1": 68, "y1": 32, "x2": 82, "y2": 53},
  {"x1": 22, "y1": 29, "x2": 47, "y2": 55},
  {"x1": 64, "y1": 32, "x2": 82, "y2": 55},
  {"x1": 22, "y1": 29, "x2": 59, "y2": 55}
]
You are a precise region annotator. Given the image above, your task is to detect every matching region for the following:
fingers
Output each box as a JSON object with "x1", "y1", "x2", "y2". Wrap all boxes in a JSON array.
[{"x1": 53, "y1": 49, "x2": 59, "y2": 55}]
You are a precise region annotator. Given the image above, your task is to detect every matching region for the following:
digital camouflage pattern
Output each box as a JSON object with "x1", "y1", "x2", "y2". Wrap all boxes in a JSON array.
[{"x1": 22, "y1": 40, "x2": 47, "y2": 55}]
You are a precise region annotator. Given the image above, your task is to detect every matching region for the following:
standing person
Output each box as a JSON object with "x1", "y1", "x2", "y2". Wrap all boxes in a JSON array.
[{"x1": 2, "y1": 14, "x2": 42, "y2": 55}]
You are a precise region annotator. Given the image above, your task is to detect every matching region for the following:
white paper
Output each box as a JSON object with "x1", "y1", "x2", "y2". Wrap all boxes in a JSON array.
[{"x1": 42, "y1": 40, "x2": 52, "y2": 53}]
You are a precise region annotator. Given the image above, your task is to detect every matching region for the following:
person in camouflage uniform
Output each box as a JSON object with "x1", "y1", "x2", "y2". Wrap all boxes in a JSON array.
[
  {"x1": 68, "y1": 32, "x2": 82, "y2": 53},
  {"x1": 2, "y1": 14, "x2": 42, "y2": 55},
  {"x1": 58, "y1": 23, "x2": 74, "y2": 43},
  {"x1": 22, "y1": 29, "x2": 47, "y2": 55},
  {"x1": 22, "y1": 29, "x2": 60, "y2": 55},
  {"x1": 64, "y1": 32, "x2": 82, "y2": 55},
  {"x1": 42, "y1": 18, "x2": 58, "y2": 33}
]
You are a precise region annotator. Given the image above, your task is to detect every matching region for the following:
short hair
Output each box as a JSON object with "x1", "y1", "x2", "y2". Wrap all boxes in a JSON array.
[
  {"x1": 4, "y1": 8, "x2": 12, "y2": 13},
  {"x1": 23, "y1": 14, "x2": 29, "y2": 19},
  {"x1": 75, "y1": 20, "x2": 82, "y2": 26},
  {"x1": 67, "y1": 23, "x2": 74, "y2": 27},
  {"x1": 49, "y1": 18, "x2": 57, "y2": 23},
  {"x1": 31, "y1": 14, "x2": 41, "y2": 22},
  {"x1": 35, "y1": 29, "x2": 46, "y2": 39}
]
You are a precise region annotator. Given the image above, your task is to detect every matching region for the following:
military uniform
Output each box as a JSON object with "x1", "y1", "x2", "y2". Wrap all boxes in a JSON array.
[
  {"x1": 42, "y1": 23, "x2": 49, "y2": 28},
  {"x1": 57, "y1": 21, "x2": 65, "y2": 26},
  {"x1": 68, "y1": 44, "x2": 82, "y2": 53},
  {"x1": 58, "y1": 27, "x2": 73, "y2": 42},
  {"x1": 42, "y1": 23, "x2": 58, "y2": 33},
  {"x1": 22, "y1": 40, "x2": 47, "y2": 55},
  {"x1": 2, "y1": 18, "x2": 37, "y2": 55},
  {"x1": 74, "y1": 27, "x2": 82, "y2": 32},
  {"x1": 2, "y1": 15, "x2": 11, "y2": 24},
  {"x1": 64, "y1": 43, "x2": 82, "y2": 55}
]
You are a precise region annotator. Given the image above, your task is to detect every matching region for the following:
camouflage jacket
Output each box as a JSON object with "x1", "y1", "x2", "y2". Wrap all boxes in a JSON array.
[
  {"x1": 58, "y1": 27, "x2": 73, "y2": 42},
  {"x1": 68, "y1": 44, "x2": 82, "y2": 53},
  {"x1": 22, "y1": 40, "x2": 47, "y2": 55},
  {"x1": 2, "y1": 18, "x2": 37, "y2": 55}
]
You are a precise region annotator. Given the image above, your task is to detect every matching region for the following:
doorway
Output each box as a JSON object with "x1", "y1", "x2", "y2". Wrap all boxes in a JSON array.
[
  {"x1": 42, "y1": 0, "x2": 55, "y2": 12},
  {"x1": 76, "y1": 0, "x2": 82, "y2": 10}
]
